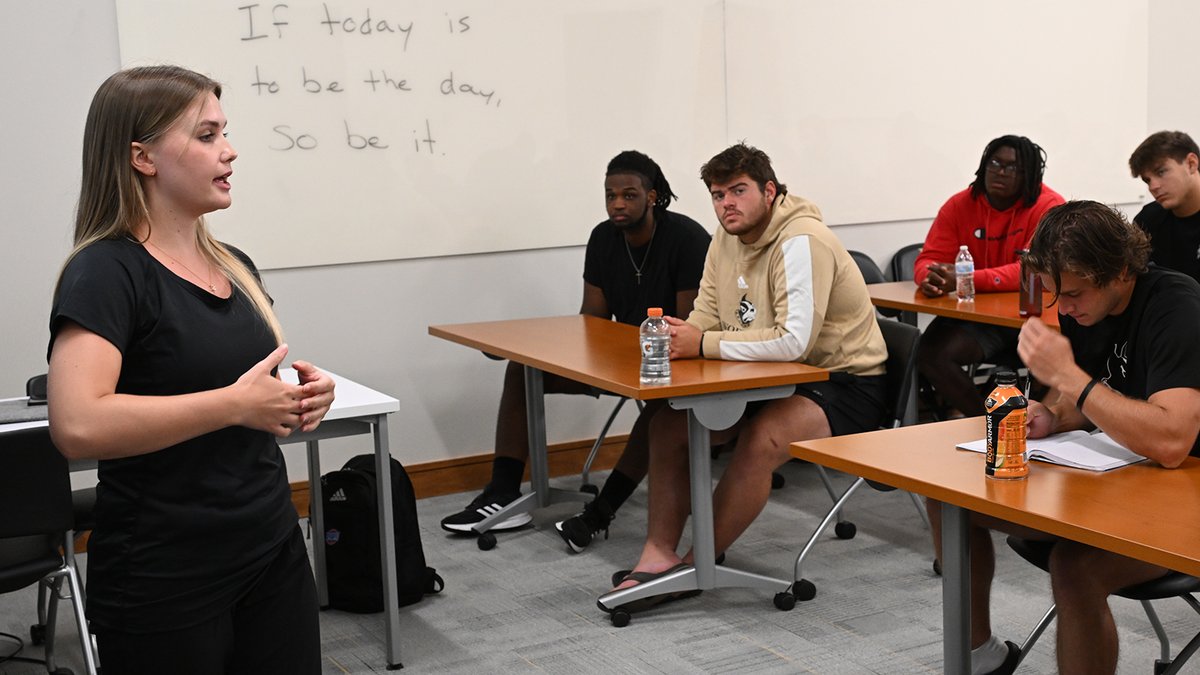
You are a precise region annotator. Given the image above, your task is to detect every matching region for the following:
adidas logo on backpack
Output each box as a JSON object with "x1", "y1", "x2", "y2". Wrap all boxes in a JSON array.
[{"x1": 330, "y1": 488, "x2": 348, "y2": 502}]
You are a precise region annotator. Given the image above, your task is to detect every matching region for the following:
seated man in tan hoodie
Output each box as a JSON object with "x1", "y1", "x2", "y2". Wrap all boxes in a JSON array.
[{"x1": 611, "y1": 143, "x2": 887, "y2": 597}]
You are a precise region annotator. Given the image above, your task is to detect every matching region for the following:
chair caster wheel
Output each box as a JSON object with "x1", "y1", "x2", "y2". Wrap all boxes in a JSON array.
[
  {"x1": 774, "y1": 591, "x2": 796, "y2": 611},
  {"x1": 477, "y1": 532, "x2": 497, "y2": 551},
  {"x1": 834, "y1": 521, "x2": 857, "y2": 539},
  {"x1": 771, "y1": 472, "x2": 785, "y2": 490},
  {"x1": 611, "y1": 608, "x2": 631, "y2": 627},
  {"x1": 1154, "y1": 658, "x2": 1172, "y2": 674},
  {"x1": 30, "y1": 623, "x2": 46, "y2": 646},
  {"x1": 793, "y1": 578, "x2": 816, "y2": 601},
  {"x1": 581, "y1": 483, "x2": 599, "y2": 496},
  {"x1": 932, "y1": 558, "x2": 942, "y2": 576}
]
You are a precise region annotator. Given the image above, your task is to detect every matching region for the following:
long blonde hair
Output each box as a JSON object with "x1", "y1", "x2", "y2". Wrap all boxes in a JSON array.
[{"x1": 61, "y1": 65, "x2": 283, "y2": 343}]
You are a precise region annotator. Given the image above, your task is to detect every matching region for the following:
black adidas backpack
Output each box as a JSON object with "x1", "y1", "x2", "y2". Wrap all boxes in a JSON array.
[{"x1": 316, "y1": 454, "x2": 444, "y2": 612}]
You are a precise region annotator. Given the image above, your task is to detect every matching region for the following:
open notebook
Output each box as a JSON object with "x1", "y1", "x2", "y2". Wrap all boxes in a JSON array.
[{"x1": 957, "y1": 429, "x2": 1146, "y2": 472}]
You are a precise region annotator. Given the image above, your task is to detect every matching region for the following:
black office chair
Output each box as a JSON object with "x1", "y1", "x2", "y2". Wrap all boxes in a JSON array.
[
  {"x1": 886, "y1": 243, "x2": 923, "y2": 326},
  {"x1": 887, "y1": 243, "x2": 923, "y2": 283},
  {"x1": 25, "y1": 374, "x2": 97, "y2": 649},
  {"x1": 0, "y1": 426, "x2": 99, "y2": 675},
  {"x1": 1006, "y1": 537, "x2": 1200, "y2": 674},
  {"x1": 781, "y1": 318, "x2": 928, "y2": 604},
  {"x1": 849, "y1": 250, "x2": 902, "y2": 323},
  {"x1": 848, "y1": 250, "x2": 886, "y2": 285}
]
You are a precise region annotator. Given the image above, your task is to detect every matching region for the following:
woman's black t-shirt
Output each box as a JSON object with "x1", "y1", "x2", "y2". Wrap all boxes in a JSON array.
[{"x1": 49, "y1": 238, "x2": 296, "y2": 633}]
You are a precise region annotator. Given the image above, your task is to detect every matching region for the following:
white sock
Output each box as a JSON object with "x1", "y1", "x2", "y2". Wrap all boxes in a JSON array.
[{"x1": 971, "y1": 634, "x2": 1008, "y2": 675}]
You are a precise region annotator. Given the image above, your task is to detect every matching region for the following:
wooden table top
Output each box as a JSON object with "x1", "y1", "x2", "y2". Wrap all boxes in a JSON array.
[
  {"x1": 791, "y1": 418, "x2": 1200, "y2": 577},
  {"x1": 868, "y1": 281, "x2": 1060, "y2": 330},
  {"x1": 429, "y1": 314, "x2": 828, "y2": 400}
]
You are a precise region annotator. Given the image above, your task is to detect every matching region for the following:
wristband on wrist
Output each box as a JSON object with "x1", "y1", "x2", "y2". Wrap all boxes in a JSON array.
[{"x1": 1076, "y1": 377, "x2": 1100, "y2": 411}]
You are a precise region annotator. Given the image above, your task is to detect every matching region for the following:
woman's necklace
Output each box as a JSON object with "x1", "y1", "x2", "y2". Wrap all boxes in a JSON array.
[
  {"x1": 147, "y1": 240, "x2": 218, "y2": 293},
  {"x1": 623, "y1": 225, "x2": 656, "y2": 285}
]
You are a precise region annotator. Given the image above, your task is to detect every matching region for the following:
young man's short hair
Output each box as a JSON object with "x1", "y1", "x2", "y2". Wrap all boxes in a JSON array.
[
  {"x1": 1024, "y1": 200, "x2": 1151, "y2": 299},
  {"x1": 1128, "y1": 131, "x2": 1200, "y2": 177},
  {"x1": 700, "y1": 143, "x2": 787, "y2": 196}
]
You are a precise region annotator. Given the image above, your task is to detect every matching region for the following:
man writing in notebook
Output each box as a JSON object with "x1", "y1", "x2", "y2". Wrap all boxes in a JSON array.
[
  {"x1": 610, "y1": 144, "x2": 887, "y2": 601},
  {"x1": 1128, "y1": 130, "x2": 1200, "y2": 283},
  {"x1": 927, "y1": 201, "x2": 1200, "y2": 675},
  {"x1": 440, "y1": 151, "x2": 711, "y2": 554}
]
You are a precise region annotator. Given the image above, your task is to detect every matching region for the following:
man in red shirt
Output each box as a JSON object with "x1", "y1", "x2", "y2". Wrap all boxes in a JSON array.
[{"x1": 913, "y1": 135, "x2": 1064, "y2": 417}]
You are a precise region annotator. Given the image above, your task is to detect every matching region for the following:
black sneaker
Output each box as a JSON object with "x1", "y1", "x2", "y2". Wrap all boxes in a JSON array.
[
  {"x1": 554, "y1": 498, "x2": 615, "y2": 553},
  {"x1": 440, "y1": 491, "x2": 532, "y2": 533}
]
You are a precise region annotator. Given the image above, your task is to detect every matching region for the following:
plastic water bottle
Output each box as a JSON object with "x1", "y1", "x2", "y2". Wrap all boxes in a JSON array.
[
  {"x1": 639, "y1": 307, "x2": 671, "y2": 385},
  {"x1": 955, "y1": 245, "x2": 975, "y2": 303}
]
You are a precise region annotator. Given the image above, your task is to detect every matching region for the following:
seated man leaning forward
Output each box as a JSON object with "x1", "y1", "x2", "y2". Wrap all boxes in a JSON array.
[
  {"x1": 1128, "y1": 130, "x2": 1200, "y2": 283},
  {"x1": 612, "y1": 143, "x2": 887, "y2": 595},
  {"x1": 914, "y1": 135, "x2": 1064, "y2": 417},
  {"x1": 440, "y1": 150, "x2": 711, "y2": 553},
  {"x1": 926, "y1": 201, "x2": 1200, "y2": 675}
]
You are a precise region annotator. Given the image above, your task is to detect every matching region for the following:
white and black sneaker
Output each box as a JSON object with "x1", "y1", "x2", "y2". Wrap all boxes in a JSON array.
[
  {"x1": 554, "y1": 498, "x2": 615, "y2": 553},
  {"x1": 440, "y1": 491, "x2": 532, "y2": 533}
]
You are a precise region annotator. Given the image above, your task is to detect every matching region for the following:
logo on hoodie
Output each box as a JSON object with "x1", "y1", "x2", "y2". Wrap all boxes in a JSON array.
[{"x1": 737, "y1": 294, "x2": 756, "y2": 326}]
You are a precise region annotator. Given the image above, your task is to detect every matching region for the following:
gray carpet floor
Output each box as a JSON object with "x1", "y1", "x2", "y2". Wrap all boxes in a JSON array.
[{"x1": 3, "y1": 459, "x2": 1198, "y2": 673}]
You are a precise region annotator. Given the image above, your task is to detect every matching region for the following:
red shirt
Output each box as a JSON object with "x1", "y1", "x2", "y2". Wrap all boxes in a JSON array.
[{"x1": 913, "y1": 185, "x2": 1064, "y2": 292}]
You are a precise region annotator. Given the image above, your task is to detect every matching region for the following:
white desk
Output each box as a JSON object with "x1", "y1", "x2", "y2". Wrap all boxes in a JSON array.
[{"x1": 1, "y1": 371, "x2": 404, "y2": 670}]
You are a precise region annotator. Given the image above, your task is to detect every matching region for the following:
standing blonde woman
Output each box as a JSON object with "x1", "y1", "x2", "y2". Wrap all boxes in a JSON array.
[{"x1": 48, "y1": 65, "x2": 332, "y2": 674}]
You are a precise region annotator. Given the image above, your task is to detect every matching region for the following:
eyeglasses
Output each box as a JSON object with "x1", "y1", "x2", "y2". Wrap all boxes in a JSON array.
[{"x1": 987, "y1": 159, "x2": 1021, "y2": 176}]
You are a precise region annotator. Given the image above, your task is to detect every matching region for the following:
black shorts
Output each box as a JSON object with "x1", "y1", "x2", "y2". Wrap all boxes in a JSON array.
[{"x1": 745, "y1": 372, "x2": 888, "y2": 436}]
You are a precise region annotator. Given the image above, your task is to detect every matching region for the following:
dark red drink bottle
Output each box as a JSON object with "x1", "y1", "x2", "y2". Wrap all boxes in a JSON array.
[{"x1": 1018, "y1": 249, "x2": 1043, "y2": 318}]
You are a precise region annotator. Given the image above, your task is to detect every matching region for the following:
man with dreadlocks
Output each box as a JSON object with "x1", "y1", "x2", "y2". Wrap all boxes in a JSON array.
[
  {"x1": 441, "y1": 151, "x2": 710, "y2": 554},
  {"x1": 914, "y1": 135, "x2": 1064, "y2": 417}
]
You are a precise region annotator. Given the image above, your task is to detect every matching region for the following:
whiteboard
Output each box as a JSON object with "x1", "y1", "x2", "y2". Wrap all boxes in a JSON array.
[
  {"x1": 726, "y1": 0, "x2": 1148, "y2": 225},
  {"x1": 116, "y1": 0, "x2": 1148, "y2": 269},
  {"x1": 116, "y1": 0, "x2": 727, "y2": 269}
]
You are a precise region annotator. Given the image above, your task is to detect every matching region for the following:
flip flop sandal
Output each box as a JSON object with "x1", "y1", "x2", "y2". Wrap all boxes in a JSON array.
[
  {"x1": 599, "y1": 563, "x2": 701, "y2": 614},
  {"x1": 611, "y1": 553, "x2": 726, "y2": 587}
]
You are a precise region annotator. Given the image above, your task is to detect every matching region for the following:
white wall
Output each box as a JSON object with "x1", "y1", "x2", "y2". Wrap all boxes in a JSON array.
[{"x1": 1, "y1": 2, "x2": 1169, "y2": 484}]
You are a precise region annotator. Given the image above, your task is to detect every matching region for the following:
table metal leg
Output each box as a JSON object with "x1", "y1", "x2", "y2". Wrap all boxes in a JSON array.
[
  {"x1": 597, "y1": 386, "x2": 795, "y2": 612},
  {"x1": 943, "y1": 503, "x2": 971, "y2": 675},
  {"x1": 306, "y1": 439, "x2": 327, "y2": 608},
  {"x1": 525, "y1": 366, "x2": 549, "y2": 507},
  {"x1": 371, "y1": 415, "x2": 404, "y2": 670},
  {"x1": 471, "y1": 365, "x2": 586, "y2": 535},
  {"x1": 687, "y1": 408, "x2": 716, "y2": 587}
]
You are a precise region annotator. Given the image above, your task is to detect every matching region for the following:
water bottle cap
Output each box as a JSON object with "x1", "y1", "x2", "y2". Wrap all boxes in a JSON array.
[
  {"x1": 994, "y1": 369, "x2": 1018, "y2": 385},
  {"x1": 647, "y1": 307, "x2": 663, "y2": 317},
  {"x1": 959, "y1": 245, "x2": 969, "y2": 252}
]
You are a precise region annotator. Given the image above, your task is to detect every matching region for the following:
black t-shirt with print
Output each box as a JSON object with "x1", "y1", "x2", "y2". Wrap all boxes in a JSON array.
[{"x1": 1059, "y1": 265, "x2": 1200, "y2": 456}]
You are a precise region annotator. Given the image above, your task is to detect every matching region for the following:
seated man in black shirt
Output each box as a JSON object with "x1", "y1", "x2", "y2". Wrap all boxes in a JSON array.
[
  {"x1": 440, "y1": 151, "x2": 711, "y2": 554},
  {"x1": 1128, "y1": 130, "x2": 1200, "y2": 282},
  {"x1": 927, "y1": 201, "x2": 1200, "y2": 675}
]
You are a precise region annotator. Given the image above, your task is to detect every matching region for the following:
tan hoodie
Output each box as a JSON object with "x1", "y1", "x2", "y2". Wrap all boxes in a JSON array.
[{"x1": 686, "y1": 193, "x2": 886, "y2": 376}]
